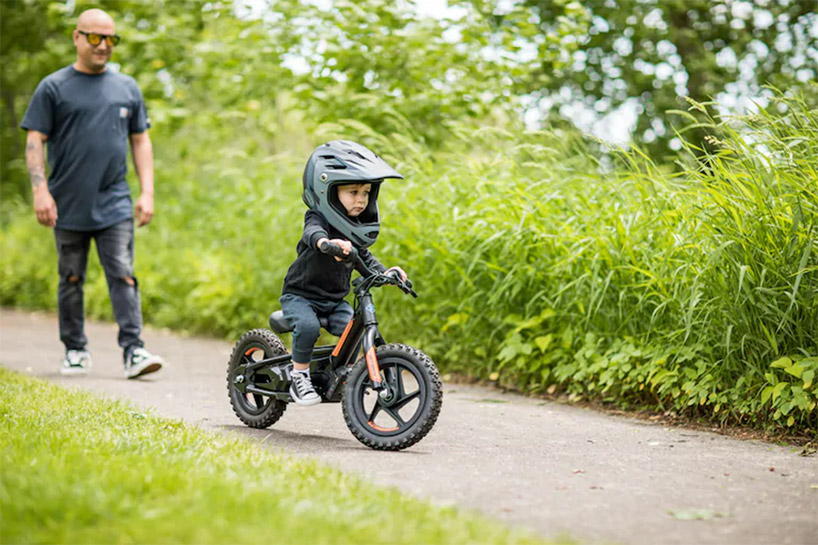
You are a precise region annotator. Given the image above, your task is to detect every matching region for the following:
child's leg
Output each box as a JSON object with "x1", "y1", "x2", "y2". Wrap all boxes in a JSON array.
[
  {"x1": 280, "y1": 294, "x2": 322, "y2": 405},
  {"x1": 280, "y1": 294, "x2": 321, "y2": 366},
  {"x1": 326, "y1": 300, "x2": 354, "y2": 337}
]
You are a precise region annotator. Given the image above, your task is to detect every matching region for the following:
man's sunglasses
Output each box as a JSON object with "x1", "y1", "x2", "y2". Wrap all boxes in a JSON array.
[{"x1": 78, "y1": 30, "x2": 120, "y2": 47}]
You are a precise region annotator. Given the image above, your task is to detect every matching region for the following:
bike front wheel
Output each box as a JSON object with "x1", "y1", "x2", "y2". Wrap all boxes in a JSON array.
[{"x1": 342, "y1": 343, "x2": 443, "y2": 450}]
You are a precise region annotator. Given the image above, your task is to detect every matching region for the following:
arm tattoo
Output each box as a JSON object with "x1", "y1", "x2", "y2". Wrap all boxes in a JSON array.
[
  {"x1": 30, "y1": 173, "x2": 45, "y2": 188},
  {"x1": 25, "y1": 136, "x2": 46, "y2": 188}
]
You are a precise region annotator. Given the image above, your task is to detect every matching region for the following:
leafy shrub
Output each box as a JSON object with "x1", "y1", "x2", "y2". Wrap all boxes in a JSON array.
[{"x1": 2, "y1": 91, "x2": 815, "y2": 435}]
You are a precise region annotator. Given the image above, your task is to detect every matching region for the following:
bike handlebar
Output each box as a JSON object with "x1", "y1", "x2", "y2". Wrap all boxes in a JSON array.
[{"x1": 324, "y1": 245, "x2": 416, "y2": 298}]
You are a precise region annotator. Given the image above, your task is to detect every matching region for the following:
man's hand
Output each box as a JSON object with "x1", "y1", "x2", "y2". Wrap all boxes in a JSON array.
[
  {"x1": 135, "y1": 192, "x2": 154, "y2": 226},
  {"x1": 33, "y1": 184, "x2": 58, "y2": 228}
]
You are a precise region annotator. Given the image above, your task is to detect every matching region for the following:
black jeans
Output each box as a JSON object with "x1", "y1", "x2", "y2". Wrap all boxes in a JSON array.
[
  {"x1": 279, "y1": 293, "x2": 353, "y2": 363},
  {"x1": 54, "y1": 219, "x2": 143, "y2": 355}
]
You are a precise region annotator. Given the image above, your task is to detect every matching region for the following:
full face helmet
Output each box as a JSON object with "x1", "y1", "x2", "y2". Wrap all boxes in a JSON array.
[{"x1": 302, "y1": 140, "x2": 403, "y2": 248}]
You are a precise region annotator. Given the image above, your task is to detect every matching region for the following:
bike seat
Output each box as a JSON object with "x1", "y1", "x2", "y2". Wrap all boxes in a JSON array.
[{"x1": 268, "y1": 310, "x2": 330, "y2": 334}]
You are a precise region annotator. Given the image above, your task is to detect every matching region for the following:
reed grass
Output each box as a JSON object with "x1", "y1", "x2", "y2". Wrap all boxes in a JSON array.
[{"x1": 1, "y1": 92, "x2": 815, "y2": 433}]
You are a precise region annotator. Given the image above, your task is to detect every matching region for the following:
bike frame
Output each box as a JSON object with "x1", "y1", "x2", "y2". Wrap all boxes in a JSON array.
[{"x1": 235, "y1": 277, "x2": 389, "y2": 403}]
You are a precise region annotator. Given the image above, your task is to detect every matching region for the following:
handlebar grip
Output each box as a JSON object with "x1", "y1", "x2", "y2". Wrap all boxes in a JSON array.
[
  {"x1": 319, "y1": 241, "x2": 342, "y2": 256},
  {"x1": 320, "y1": 241, "x2": 352, "y2": 259}
]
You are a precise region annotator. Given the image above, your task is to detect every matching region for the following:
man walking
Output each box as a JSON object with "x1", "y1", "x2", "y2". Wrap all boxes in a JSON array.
[{"x1": 22, "y1": 8, "x2": 164, "y2": 379}]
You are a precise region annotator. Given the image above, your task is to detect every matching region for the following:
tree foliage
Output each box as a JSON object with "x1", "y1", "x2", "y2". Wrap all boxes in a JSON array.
[
  {"x1": 468, "y1": 0, "x2": 818, "y2": 157},
  {"x1": 3, "y1": 0, "x2": 816, "y2": 198}
]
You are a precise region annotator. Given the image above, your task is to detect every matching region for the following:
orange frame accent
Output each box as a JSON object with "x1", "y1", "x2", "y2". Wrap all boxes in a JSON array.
[{"x1": 332, "y1": 319, "x2": 355, "y2": 357}]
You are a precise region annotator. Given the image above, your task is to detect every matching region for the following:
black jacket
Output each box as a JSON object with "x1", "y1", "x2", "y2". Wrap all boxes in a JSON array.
[{"x1": 281, "y1": 210, "x2": 386, "y2": 302}]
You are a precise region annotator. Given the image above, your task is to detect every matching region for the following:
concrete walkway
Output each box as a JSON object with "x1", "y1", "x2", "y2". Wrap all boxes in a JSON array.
[{"x1": 1, "y1": 308, "x2": 816, "y2": 545}]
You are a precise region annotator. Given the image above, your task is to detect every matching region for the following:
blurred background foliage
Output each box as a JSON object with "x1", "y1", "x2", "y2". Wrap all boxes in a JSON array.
[
  {"x1": 1, "y1": 0, "x2": 816, "y2": 434},
  {"x1": 468, "y1": 0, "x2": 818, "y2": 158}
]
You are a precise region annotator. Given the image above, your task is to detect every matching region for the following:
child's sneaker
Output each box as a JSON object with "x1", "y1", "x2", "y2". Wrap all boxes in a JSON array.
[
  {"x1": 290, "y1": 370, "x2": 321, "y2": 406},
  {"x1": 124, "y1": 347, "x2": 164, "y2": 379},
  {"x1": 60, "y1": 349, "x2": 91, "y2": 375}
]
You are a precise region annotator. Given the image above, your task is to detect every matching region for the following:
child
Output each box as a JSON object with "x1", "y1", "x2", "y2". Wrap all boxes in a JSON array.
[{"x1": 280, "y1": 140, "x2": 407, "y2": 405}]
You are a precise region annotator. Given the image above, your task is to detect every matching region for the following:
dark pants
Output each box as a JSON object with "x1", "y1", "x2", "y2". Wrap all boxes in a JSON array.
[
  {"x1": 54, "y1": 219, "x2": 143, "y2": 355},
  {"x1": 279, "y1": 293, "x2": 353, "y2": 363}
]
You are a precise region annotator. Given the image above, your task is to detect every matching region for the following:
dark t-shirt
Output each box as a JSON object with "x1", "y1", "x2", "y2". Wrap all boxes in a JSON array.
[
  {"x1": 282, "y1": 210, "x2": 386, "y2": 302},
  {"x1": 21, "y1": 65, "x2": 150, "y2": 231}
]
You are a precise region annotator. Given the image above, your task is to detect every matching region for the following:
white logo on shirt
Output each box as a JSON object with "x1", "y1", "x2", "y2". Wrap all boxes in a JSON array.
[{"x1": 119, "y1": 107, "x2": 129, "y2": 118}]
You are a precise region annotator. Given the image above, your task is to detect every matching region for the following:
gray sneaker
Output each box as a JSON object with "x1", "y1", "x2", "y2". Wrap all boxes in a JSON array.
[
  {"x1": 124, "y1": 347, "x2": 164, "y2": 379},
  {"x1": 289, "y1": 370, "x2": 321, "y2": 406},
  {"x1": 60, "y1": 349, "x2": 91, "y2": 375}
]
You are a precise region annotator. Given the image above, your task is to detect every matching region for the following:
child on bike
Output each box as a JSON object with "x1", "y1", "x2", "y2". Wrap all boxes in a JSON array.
[{"x1": 280, "y1": 140, "x2": 407, "y2": 406}]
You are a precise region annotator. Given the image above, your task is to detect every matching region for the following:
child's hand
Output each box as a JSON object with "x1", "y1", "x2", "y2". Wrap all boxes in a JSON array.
[
  {"x1": 318, "y1": 238, "x2": 352, "y2": 261},
  {"x1": 385, "y1": 266, "x2": 408, "y2": 283},
  {"x1": 332, "y1": 239, "x2": 352, "y2": 255}
]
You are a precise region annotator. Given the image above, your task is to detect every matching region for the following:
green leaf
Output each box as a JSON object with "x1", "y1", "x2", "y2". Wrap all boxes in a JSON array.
[
  {"x1": 760, "y1": 323, "x2": 778, "y2": 354},
  {"x1": 442, "y1": 312, "x2": 468, "y2": 333},
  {"x1": 772, "y1": 382, "x2": 788, "y2": 401},
  {"x1": 534, "y1": 335, "x2": 553, "y2": 353},
  {"x1": 770, "y1": 357, "x2": 792, "y2": 369},
  {"x1": 784, "y1": 364, "x2": 804, "y2": 379},
  {"x1": 802, "y1": 370, "x2": 814, "y2": 389},
  {"x1": 497, "y1": 345, "x2": 518, "y2": 363}
]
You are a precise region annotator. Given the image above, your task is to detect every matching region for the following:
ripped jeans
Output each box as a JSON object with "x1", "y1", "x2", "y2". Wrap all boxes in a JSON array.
[{"x1": 54, "y1": 219, "x2": 144, "y2": 355}]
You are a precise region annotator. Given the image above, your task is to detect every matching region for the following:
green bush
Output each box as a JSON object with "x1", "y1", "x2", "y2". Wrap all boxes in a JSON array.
[{"x1": 2, "y1": 94, "x2": 816, "y2": 435}]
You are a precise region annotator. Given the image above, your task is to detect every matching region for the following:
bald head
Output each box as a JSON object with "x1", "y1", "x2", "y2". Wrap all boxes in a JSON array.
[
  {"x1": 73, "y1": 9, "x2": 117, "y2": 74},
  {"x1": 77, "y1": 9, "x2": 115, "y2": 29}
]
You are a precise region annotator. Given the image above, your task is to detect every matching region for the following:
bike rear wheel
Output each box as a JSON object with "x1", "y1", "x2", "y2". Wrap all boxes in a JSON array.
[
  {"x1": 342, "y1": 343, "x2": 442, "y2": 450},
  {"x1": 227, "y1": 328, "x2": 288, "y2": 428}
]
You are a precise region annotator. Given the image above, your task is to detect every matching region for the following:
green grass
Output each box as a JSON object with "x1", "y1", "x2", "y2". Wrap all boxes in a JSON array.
[{"x1": 0, "y1": 366, "x2": 555, "y2": 545}]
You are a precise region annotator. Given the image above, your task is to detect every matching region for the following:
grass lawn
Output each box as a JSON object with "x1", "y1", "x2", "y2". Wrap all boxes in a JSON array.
[{"x1": 0, "y1": 366, "x2": 562, "y2": 545}]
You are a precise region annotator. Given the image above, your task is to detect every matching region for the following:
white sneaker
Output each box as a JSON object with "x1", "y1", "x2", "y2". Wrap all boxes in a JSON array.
[
  {"x1": 124, "y1": 347, "x2": 164, "y2": 379},
  {"x1": 289, "y1": 370, "x2": 321, "y2": 406},
  {"x1": 60, "y1": 349, "x2": 91, "y2": 375}
]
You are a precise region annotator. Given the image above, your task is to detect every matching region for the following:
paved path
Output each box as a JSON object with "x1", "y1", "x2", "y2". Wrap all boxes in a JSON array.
[{"x1": 1, "y1": 308, "x2": 816, "y2": 545}]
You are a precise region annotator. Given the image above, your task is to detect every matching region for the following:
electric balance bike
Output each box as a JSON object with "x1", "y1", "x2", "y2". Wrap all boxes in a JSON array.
[{"x1": 227, "y1": 245, "x2": 443, "y2": 450}]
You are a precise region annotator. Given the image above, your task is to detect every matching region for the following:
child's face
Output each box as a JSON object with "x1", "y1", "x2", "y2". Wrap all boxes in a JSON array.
[{"x1": 336, "y1": 183, "x2": 372, "y2": 217}]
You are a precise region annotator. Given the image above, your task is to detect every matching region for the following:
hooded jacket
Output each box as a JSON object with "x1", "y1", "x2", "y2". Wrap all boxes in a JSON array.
[{"x1": 281, "y1": 210, "x2": 386, "y2": 302}]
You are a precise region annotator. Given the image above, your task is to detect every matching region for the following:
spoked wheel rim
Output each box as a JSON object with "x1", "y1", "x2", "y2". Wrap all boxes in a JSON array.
[
  {"x1": 234, "y1": 344, "x2": 276, "y2": 416},
  {"x1": 350, "y1": 358, "x2": 427, "y2": 437}
]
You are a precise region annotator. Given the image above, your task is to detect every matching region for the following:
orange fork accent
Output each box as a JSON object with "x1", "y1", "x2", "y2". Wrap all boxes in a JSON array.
[
  {"x1": 365, "y1": 347, "x2": 382, "y2": 383},
  {"x1": 332, "y1": 319, "x2": 354, "y2": 357}
]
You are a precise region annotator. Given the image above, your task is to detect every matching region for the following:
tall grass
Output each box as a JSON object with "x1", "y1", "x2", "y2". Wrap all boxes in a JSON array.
[
  {"x1": 381, "y1": 94, "x2": 817, "y2": 432},
  {"x1": 1, "y1": 93, "x2": 815, "y2": 433}
]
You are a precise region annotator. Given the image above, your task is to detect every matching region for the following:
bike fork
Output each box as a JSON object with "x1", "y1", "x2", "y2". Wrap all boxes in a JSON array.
[{"x1": 362, "y1": 327, "x2": 384, "y2": 390}]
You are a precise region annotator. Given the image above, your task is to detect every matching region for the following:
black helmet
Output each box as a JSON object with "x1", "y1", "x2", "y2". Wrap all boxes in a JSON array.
[{"x1": 302, "y1": 140, "x2": 403, "y2": 248}]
